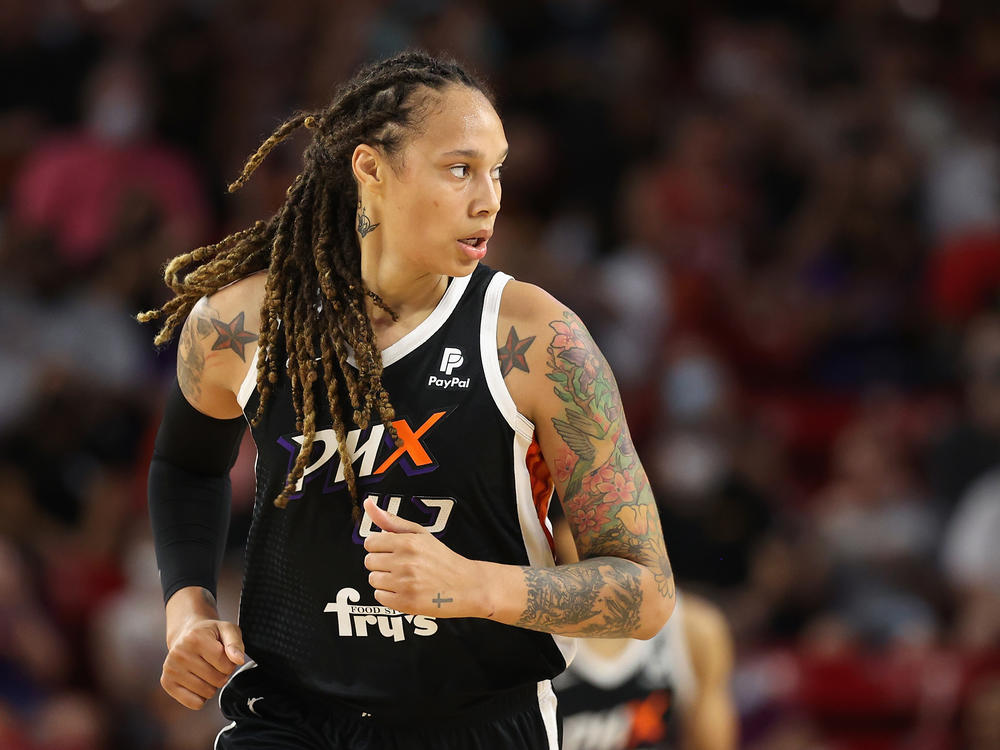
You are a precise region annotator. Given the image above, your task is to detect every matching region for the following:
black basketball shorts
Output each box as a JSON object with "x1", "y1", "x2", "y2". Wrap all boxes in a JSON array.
[{"x1": 213, "y1": 661, "x2": 561, "y2": 749}]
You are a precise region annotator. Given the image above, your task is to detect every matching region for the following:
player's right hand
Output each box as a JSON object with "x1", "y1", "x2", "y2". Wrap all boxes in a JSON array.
[{"x1": 161, "y1": 617, "x2": 245, "y2": 710}]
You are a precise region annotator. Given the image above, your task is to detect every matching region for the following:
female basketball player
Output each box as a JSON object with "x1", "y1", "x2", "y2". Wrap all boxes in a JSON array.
[{"x1": 140, "y1": 51, "x2": 674, "y2": 749}]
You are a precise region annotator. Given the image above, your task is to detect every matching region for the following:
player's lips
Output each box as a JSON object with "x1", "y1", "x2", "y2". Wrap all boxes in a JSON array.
[{"x1": 457, "y1": 230, "x2": 491, "y2": 260}]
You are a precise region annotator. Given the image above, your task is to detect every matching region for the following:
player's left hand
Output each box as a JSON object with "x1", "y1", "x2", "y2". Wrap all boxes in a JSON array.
[{"x1": 362, "y1": 496, "x2": 487, "y2": 618}]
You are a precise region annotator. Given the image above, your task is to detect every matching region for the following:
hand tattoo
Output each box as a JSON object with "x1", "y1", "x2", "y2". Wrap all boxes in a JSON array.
[{"x1": 432, "y1": 593, "x2": 453, "y2": 608}]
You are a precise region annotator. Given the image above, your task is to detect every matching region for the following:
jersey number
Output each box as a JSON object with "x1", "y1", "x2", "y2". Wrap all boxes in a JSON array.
[{"x1": 358, "y1": 494, "x2": 455, "y2": 537}]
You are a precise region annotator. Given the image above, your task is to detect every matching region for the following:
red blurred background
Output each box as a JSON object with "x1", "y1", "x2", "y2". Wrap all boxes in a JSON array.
[{"x1": 1, "y1": 1, "x2": 999, "y2": 747}]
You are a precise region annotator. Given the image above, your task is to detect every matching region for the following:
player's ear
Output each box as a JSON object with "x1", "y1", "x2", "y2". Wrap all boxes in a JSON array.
[{"x1": 352, "y1": 144, "x2": 383, "y2": 195}]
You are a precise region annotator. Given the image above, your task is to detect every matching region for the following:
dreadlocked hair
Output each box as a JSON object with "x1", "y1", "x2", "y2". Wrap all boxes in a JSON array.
[{"x1": 138, "y1": 51, "x2": 493, "y2": 518}]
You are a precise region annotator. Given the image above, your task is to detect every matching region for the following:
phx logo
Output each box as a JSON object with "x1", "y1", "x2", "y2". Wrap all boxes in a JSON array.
[{"x1": 278, "y1": 408, "x2": 454, "y2": 496}]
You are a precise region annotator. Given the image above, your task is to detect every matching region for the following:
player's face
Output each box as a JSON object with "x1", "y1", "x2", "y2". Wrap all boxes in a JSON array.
[{"x1": 379, "y1": 85, "x2": 507, "y2": 277}]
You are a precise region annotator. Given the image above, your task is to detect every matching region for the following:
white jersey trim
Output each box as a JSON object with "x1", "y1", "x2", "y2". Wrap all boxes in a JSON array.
[
  {"x1": 213, "y1": 722, "x2": 236, "y2": 749},
  {"x1": 537, "y1": 680, "x2": 561, "y2": 750},
  {"x1": 236, "y1": 346, "x2": 262, "y2": 410},
  {"x1": 487, "y1": 271, "x2": 575, "y2": 668},
  {"x1": 569, "y1": 635, "x2": 655, "y2": 689},
  {"x1": 348, "y1": 270, "x2": 473, "y2": 369},
  {"x1": 214, "y1": 659, "x2": 258, "y2": 749},
  {"x1": 235, "y1": 272, "x2": 473, "y2": 407},
  {"x1": 480, "y1": 272, "x2": 535, "y2": 440}
]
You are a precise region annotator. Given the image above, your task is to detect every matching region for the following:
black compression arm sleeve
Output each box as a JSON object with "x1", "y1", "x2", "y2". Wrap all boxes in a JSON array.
[{"x1": 148, "y1": 381, "x2": 246, "y2": 604}]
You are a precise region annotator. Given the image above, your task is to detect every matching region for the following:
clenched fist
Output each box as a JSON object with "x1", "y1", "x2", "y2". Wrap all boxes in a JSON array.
[
  {"x1": 362, "y1": 496, "x2": 491, "y2": 619},
  {"x1": 162, "y1": 588, "x2": 245, "y2": 710}
]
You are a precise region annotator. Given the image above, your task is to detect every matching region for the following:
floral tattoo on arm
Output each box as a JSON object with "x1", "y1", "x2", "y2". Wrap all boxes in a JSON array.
[{"x1": 516, "y1": 311, "x2": 674, "y2": 636}]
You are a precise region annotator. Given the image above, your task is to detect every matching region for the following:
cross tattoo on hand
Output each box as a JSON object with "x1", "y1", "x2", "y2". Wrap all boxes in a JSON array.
[{"x1": 432, "y1": 593, "x2": 453, "y2": 608}]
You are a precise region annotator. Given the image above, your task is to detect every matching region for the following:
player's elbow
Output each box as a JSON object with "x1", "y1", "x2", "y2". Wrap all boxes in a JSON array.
[{"x1": 634, "y1": 591, "x2": 675, "y2": 640}]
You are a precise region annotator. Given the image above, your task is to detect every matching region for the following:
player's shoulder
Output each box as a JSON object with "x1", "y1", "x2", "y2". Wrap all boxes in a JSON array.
[
  {"x1": 496, "y1": 278, "x2": 604, "y2": 369},
  {"x1": 195, "y1": 270, "x2": 268, "y2": 325},
  {"x1": 497, "y1": 279, "x2": 583, "y2": 336},
  {"x1": 494, "y1": 279, "x2": 600, "y2": 422},
  {"x1": 185, "y1": 271, "x2": 268, "y2": 350},
  {"x1": 178, "y1": 271, "x2": 268, "y2": 412}
]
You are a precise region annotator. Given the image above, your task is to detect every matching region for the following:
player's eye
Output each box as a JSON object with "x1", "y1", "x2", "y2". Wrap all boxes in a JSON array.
[
  {"x1": 449, "y1": 165, "x2": 469, "y2": 178},
  {"x1": 491, "y1": 164, "x2": 504, "y2": 180}
]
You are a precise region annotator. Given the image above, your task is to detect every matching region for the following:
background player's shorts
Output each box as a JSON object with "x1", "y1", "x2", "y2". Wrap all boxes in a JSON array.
[{"x1": 214, "y1": 661, "x2": 560, "y2": 750}]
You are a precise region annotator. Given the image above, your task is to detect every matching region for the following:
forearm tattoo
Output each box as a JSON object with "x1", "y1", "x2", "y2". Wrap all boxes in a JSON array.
[
  {"x1": 519, "y1": 558, "x2": 643, "y2": 636},
  {"x1": 516, "y1": 311, "x2": 673, "y2": 634}
]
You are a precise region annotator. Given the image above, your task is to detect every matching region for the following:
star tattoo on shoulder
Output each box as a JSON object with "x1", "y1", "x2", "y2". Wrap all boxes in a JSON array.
[
  {"x1": 210, "y1": 311, "x2": 258, "y2": 361},
  {"x1": 498, "y1": 326, "x2": 535, "y2": 377}
]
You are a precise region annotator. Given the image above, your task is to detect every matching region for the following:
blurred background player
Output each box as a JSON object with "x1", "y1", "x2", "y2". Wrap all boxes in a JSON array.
[{"x1": 552, "y1": 512, "x2": 737, "y2": 750}]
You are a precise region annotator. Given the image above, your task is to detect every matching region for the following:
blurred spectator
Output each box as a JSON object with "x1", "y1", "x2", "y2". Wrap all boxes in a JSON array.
[
  {"x1": 0, "y1": 539, "x2": 72, "y2": 740},
  {"x1": 929, "y1": 312, "x2": 1000, "y2": 513},
  {"x1": 29, "y1": 692, "x2": 108, "y2": 750},
  {"x1": 5, "y1": 52, "x2": 208, "y2": 284},
  {"x1": 0, "y1": 2, "x2": 100, "y2": 195},
  {"x1": 812, "y1": 409, "x2": 939, "y2": 645},
  {"x1": 941, "y1": 469, "x2": 1000, "y2": 648},
  {"x1": 961, "y1": 675, "x2": 1000, "y2": 750},
  {"x1": 648, "y1": 339, "x2": 779, "y2": 596},
  {"x1": 923, "y1": 112, "x2": 999, "y2": 244},
  {"x1": 89, "y1": 527, "x2": 238, "y2": 748}
]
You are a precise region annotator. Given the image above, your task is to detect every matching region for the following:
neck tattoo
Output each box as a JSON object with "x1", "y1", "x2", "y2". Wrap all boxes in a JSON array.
[{"x1": 357, "y1": 202, "x2": 380, "y2": 238}]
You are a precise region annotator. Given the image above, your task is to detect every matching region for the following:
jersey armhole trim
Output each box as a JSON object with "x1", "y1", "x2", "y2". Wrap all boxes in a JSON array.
[
  {"x1": 480, "y1": 272, "x2": 535, "y2": 441},
  {"x1": 236, "y1": 346, "x2": 261, "y2": 410}
]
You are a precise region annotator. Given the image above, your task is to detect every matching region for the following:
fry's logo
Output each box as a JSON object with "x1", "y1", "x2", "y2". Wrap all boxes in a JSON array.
[
  {"x1": 279, "y1": 410, "x2": 450, "y2": 494},
  {"x1": 324, "y1": 587, "x2": 438, "y2": 641}
]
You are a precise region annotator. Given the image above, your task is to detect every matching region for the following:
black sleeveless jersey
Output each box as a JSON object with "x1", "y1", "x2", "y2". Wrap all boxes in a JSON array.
[{"x1": 236, "y1": 264, "x2": 574, "y2": 718}]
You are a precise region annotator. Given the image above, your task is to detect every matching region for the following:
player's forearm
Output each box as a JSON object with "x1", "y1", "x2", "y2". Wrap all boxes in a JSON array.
[{"x1": 479, "y1": 557, "x2": 674, "y2": 639}]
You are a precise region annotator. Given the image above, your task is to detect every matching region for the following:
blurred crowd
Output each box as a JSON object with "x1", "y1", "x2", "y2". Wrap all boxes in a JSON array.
[{"x1": 1, "y1": 0, "x2": 999, "y2": 748}]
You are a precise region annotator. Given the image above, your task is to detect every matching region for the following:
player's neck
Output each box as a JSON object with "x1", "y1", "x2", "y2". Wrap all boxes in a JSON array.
[{"x1": 361, "y1": 252, "x2": 449, "y2": 344}]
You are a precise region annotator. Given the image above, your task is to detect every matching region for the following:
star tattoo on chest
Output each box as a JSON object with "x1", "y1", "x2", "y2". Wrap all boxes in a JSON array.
[
  {"x1": 498, "y1": 326, "x2": 535, "y2": 377},
  {"x1": 210, "y1": 311, "x2": 258, "y2": 361}
]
